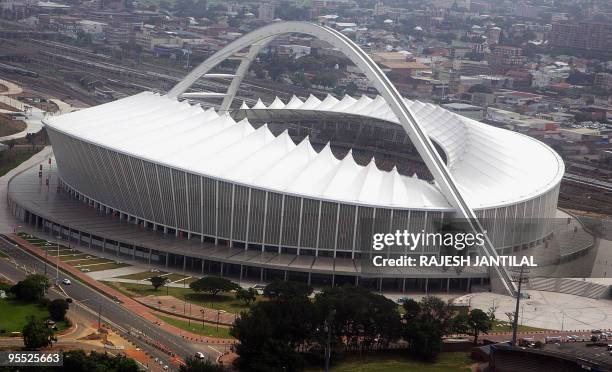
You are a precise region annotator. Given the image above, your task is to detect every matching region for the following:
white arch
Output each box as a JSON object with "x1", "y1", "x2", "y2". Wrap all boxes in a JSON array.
[{"x1": 167, "y1": 21, "x2": 516, "y2": 296}]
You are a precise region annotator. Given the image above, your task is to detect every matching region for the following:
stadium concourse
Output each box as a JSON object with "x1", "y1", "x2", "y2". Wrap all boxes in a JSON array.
[{"x1": 5, "y1": 21, "x2": 574, "y2": 295}]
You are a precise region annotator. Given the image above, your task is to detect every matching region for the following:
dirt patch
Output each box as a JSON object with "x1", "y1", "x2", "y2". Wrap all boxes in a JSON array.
[
  {"x1": 218, "y1": 351, "x2": 237, "y2": 366},
  {"x1": 564, "y1": 208, "x2": 612, "y2": 219},
  {"x1": 0, "y1": 114, "x2": 26, "y2": 136},
  {"x1": 0, "y1": 102, "x2": 15, "y2": 111},
  {"x1": 79, "y1": 331, "x2": 103, "y2": 341}
]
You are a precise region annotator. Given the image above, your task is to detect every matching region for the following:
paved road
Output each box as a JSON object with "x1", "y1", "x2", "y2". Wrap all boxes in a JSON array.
[
  {"x1": 0, "y1": 237, "x2": 222, "y2": 363},
  {"x1": 0, "y1": 95, "x2": 45, "y2": 142},
  {"x1": 0, "y1": 146, "x2": 52, "y2": 233},
  {"x1": 0, "y1": 78, "x2": 23, "y2": 95},
  {"x1": 0, "y1": 246, "x2": 182, "y2": 366}
]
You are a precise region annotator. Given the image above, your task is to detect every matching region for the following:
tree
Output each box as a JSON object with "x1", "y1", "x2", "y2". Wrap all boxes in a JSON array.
[
  {"x1": 403, "y1": 319, "x2": 443, "y2": 360},
  {"x1": 10, "y1": 274, "x2": 50, "y2": 302},
  {"x1": 401, "y1": 296, "x2": 459, "y2": 360},
  {"x1": 467, "y1": 309, "x2": 492, "y2": 344},
  {"x1": 62, "y1": 350, "x2": 139, "y2": 371},
  {"x1": 231, "y1": 297, "x2": 317, "y2": 372},
  {"x1": 275, "y1": 1, "x2": 307, "y2": 21},
  {"x1": 149, "y1": 276, "x2": 168, "y2": 291},
  {"x1": 263, "y1": 281, "x2": 312, "y2": 300},
  {"x1": 76, "y1": 31, "x2": 93, "y2": 46},
  {"x1": 345, "y1": 81, "x2": 359, "y2": 96},
  {"x1": 48, "y1": 298, "x2": 69, "y2": 321},
  {"x1": 402, "y1": 299, "x2": 421, "y2": 321},
  {"x1": 174, "y1": 0, "x2": 208, "y2": 18},
  {"x1": 190, "y1": 277, "x2": 239, "y2": 297},
  {"x1": 418, "y1": 296, "x2": 456, "y2": 335},
  {"x1": 22, "y1": 316, "x2": 56, "y2": 350},
  {"x1": 235, "y1": 287, "x2": 257, "y2": 306},
  {"x1": 314, "y1": 285, "x2": 402, "y2": 350},
  {"x1": 452, "y1": 313, "x2": 469, "y2": 335},
  {"x1": 180, "y1": 356, "x2": 225, "y2": 372},
  {"x1": 464, "y1": 51, "x2": 485, "y2": 61}
]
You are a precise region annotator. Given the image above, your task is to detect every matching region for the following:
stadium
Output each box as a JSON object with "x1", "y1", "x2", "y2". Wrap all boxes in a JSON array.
[{"x1": 9, "y1": 22, "x2": 567, "y2": 294}]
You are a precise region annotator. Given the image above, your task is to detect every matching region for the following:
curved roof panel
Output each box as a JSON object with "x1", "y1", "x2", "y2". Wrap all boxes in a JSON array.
[{"x1": 45, "y1": 91, "x2": 564, "y2": 210}]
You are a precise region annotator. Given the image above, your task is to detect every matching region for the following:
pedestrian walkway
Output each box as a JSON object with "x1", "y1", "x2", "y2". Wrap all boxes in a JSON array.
[
  {"x1": 0, "y1": 78, "x2": 23, "y2": 96},
  {"x1": 455, "y1": 290, "x2": 612, "y2": 331},
  {"x1": 0, "y1": 81, "x2": 77, "y2": 141},
  {"x1": 0, "y1": 146, "x2": 52, "y2": 233},
  {"x1": 0, "y1": 95, "x2": 45, "y2": 141},
  {"x1": 49, "y1": 98, "x2": 79, "y2": 114}
]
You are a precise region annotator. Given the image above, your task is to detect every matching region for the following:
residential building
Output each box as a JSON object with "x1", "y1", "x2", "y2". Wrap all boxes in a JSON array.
[
  {"x1": 258, "y1": 3, "x2": 274, "y2": 22},
  {"x1": 595, "y1": 72, "x2": 612, "y2": 90},
  {"x1": 441, "y1": 102, "x2": 484, "y2": 120},
  {"x1": 488, "y1": 45, "x2": 524, "y2": 73},
  {"x1": 549, "y1": 21, "x2": 612, "y2": 53}
]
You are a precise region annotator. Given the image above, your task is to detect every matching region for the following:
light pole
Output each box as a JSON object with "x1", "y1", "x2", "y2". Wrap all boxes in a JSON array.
[
  {"x1": 561, "y1": 311, "x2": 565, "y2": 331},
  {"x1": 324, "y1": 309, "x2": 336, "y2": 372},
  {"x1": 200, "y1": 309, "x2": 205, "y2": 327},
  {"x1": 44, "y1": 243, "x2": 48, "y2": 276},
  {"x1": 217, "y1": 310, "x2": 227, "y2": 334},
  {"x1": 55, "y1": 235, "x2": 61, "y2": 283},
  {"x1": 510, "y1": 265, "x2": 529, "y2": 346}
]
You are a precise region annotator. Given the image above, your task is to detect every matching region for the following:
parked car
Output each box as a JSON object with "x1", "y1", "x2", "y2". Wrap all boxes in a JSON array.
[
  {"x1": 545, "y1": 336, "x2": 561, "y2": 344},
  {"x1": 251, "y1": 284, "x2": 266, "y2": 295},
  {"x1": 62, "y1": 278, "x2": 71, "y2": 285}
]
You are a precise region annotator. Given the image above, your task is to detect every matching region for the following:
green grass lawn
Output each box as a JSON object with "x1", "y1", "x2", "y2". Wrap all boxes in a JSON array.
[
  {"x1": 17, "y1": 233, "x2": 128, "y2": 273},
  {"x1": 44, "y1": 248, "x2": 76, "y2": 256},
  {"x1": 306, "y1": 352, "x2": 473, "y2": 372},
  {"x1": 154, "y1": 314, "x2": 234, "y2": 339},
  {"x1": 116, "y1": 271, "x2": 168, "y2": 281},
  {"x1": 175, "y1": 277, "x2": 198, "y2": 285},
  {"x1": 162, "y1": 273, "x2": 189, "y2": 283},
  {"x1": 491, "y1": 321, "x2": 549, "y2": 333},
  {"x1": 68, "y1": 258, "x2": 112, "y2": 266},
  {"x1": 0, "y1": 298, "x2": 56, "y2": 334},
  {"x1": 106, "y1": 282, "x2": 263, "y2": 314},
  {"x1": 59, "y1": 253, "x2": 91, "y2": 261},
  {"x1": 23, "y1": 238, "x2": 47, "y2": 245},
  {"x1": 80, "y1": 262, "x2": 130, "y2": 272}
]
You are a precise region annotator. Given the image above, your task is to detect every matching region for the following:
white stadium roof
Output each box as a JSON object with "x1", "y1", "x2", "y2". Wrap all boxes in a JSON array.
[{"x1": 45, "y1": 91, "x2": 564, "y2": 210}]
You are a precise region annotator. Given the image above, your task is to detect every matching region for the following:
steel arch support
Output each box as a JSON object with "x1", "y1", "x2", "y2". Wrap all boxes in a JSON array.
[
  {"x1": 219, "y1": 37, "x2": 273, "y2": 114},
  {"x1": 166, "y1": 22, "x2": 516, "y2": 296}
]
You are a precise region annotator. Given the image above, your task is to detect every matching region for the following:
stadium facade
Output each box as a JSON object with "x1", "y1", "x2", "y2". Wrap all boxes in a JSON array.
[{"x1": 11, "y1": 22, "x2": 564, "y2": 293}]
